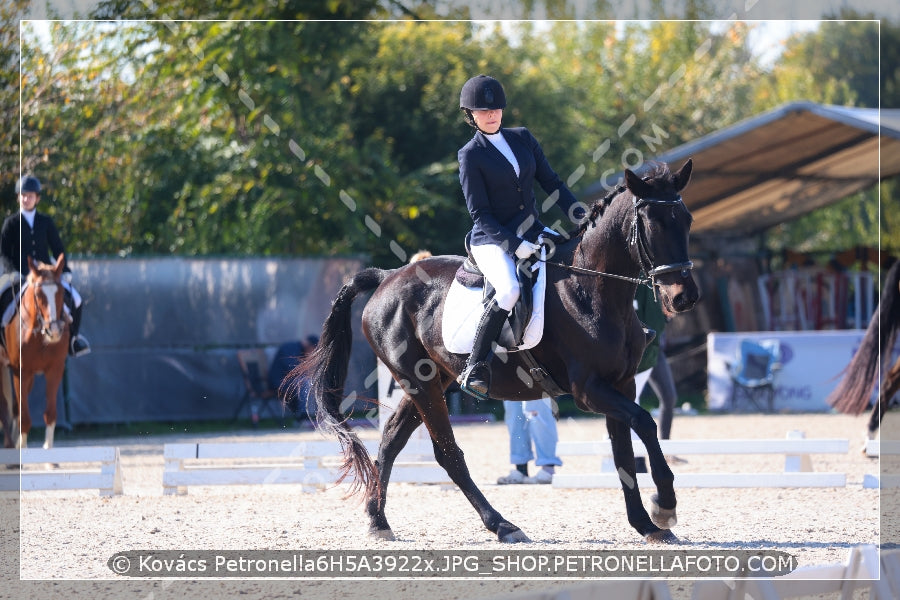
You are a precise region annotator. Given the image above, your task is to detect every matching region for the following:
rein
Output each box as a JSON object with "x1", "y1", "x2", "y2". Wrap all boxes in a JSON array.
[{"x1": 538, "y1": 188, "x2": 694, "y2": 300}]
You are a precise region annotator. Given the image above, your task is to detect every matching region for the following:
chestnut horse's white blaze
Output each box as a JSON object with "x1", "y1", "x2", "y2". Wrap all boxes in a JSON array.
[{"x1": 37, "y1": 282, "x2": 64, "y2": 343}]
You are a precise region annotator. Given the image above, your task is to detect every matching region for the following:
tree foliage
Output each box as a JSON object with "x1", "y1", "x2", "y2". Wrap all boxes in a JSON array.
[
  {"x1": 755, "y1": 11, "x2": 897, "y2": 257},
  {"x1": 11, "y1": 7, "x2": 897, "y2": 265},
  {"x1": 1, "y1": 0, "x2": 31, "y2": 199}
]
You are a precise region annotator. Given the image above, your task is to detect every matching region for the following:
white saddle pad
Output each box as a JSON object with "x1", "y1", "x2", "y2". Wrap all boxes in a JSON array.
[{"x1": 441, "y1": 249, "x2": 548, "y2": 354}]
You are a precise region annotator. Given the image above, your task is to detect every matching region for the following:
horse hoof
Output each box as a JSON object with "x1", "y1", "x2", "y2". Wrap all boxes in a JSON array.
[
  {"x1": 499, "y1": 529, "x2": 531, "y2": 543},
  {"x1": 644, "y1": 529, "x2": 679, "y2": 544},
  {"x1": 650, "y1": 497, "x2": 677, "y2": 529},
  {"x1": 369, "y1": 529, "x2": 395, "y2": 541},
  {"x1": 497, "y1": 522, "x2": 531, "y2": 543}
]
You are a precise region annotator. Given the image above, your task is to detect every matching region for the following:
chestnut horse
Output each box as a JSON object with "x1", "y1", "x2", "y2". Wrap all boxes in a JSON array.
[
  {"x1": 0, "y1": 254, "x2": 69, "y2": 449},
  {"x1": 284, "y1": 160, "x2": 699, "y2": 544},
  {"x1": 827, "y1": 259, "x2": 900, "y2": 447}
]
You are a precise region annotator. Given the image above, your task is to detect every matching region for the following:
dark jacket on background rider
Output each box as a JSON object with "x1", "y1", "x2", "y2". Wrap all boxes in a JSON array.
[{"x1": 0, "y1": 211, "x2": 70, "y2": 275}]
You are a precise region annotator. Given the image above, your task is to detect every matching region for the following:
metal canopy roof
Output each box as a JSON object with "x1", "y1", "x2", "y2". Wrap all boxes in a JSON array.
[{"x1": 584, "y1": 101, "x2": 900, "y2": 237}]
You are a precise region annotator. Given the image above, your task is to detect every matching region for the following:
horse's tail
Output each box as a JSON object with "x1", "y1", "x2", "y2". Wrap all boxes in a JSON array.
[
  {"x1": 281, "y1": 267, "x2": 390, "y2": 497},
  {"x1": 828, "y1": 259, "x2": 900, "y2": 414}
]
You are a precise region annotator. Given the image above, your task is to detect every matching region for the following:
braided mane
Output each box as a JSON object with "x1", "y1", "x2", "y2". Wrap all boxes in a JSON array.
[{"x1": 568, "y1": 161, "x2": 672, "y2": 238}]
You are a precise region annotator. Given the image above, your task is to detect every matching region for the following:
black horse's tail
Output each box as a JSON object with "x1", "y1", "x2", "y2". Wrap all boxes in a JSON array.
[
  {"x1": 281, "y1": 267, "x2": 390, "y2": 497},
  {"x1": 828, "y1": 259, "x2": 900, "y2": 415}
]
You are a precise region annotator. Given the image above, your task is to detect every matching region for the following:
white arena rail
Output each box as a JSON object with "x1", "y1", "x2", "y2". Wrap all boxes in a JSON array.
[
  {"x1": 0, "y1": 446, "x2": 123, "y2": 496},
  {"x1": 863, "y1": 439, "x2": 900, "y2": 488},
  {"x1": 552, "y1": 431, "x2": 849, "y2": 489},
  {"x1": 163, "y1": 438, "x2": 451, "y2": 495}
]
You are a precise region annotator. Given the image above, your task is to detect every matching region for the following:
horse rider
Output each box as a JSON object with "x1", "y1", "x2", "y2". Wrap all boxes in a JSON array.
[
  {"x1": 0, "y1": 174, "x2": 91, "y2": 357},
  {"x1": 456, "y1": 74, "x2": 586, "y2": 400}
]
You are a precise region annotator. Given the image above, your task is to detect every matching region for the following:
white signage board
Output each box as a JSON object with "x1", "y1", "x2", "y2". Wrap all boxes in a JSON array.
[{"x1": 707, "y1": 330, "x2": 873, "y2": 412}]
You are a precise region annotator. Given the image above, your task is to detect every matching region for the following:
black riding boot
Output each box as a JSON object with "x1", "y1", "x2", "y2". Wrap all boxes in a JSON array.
[
  {"x1": 458, "y1": 299, "x2": 510, "y2": 400},
  {"x1": 69, "y1": 304, "x2": 91, "y2": 357}
]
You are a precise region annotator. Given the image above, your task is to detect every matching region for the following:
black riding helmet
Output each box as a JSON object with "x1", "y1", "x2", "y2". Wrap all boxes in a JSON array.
[
  {"x1": 459, "y1": 75, "x2": 507, "y2": 111},
  {"x1": 15, "y1": 175, "x2": 41, "y2": 194}
]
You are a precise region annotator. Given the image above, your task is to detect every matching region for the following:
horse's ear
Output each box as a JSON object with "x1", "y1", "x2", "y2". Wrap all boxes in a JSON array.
[
  {"x1": 624, "y1": 169, "x2": 654, "y2": 199},
  {"x1": 673, "y1": 158, "x2": 693, "y2": 192}
]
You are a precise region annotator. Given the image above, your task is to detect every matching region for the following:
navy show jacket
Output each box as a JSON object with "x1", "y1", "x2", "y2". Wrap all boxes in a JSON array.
[
  {"x1": 458, "y1": 126, "x2": 580, "y2": 256},
  {"x1": 0, "y1": 211, "x2": 70, "y2": 275}
]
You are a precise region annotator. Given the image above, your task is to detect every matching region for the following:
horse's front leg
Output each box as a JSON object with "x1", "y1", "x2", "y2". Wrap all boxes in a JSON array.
[
  {"x1": 42, "y1": 363, "x2": 65, "y2": 450},
  {"x1": 577, "y1": 375, "x2": 677, "y2": 543},
  {"x1": 606, "y1": 417, "x2": 677, "y2": 544},
  {"x1": 14, "y1": 373, "x2": 34, "y2": 449}
]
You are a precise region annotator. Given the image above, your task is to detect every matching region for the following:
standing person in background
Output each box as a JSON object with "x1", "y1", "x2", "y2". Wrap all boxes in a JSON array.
[
  {"x1": 648, "y1": 344, "x2": 677, "y2": 441},
  {"x1": 497, "y1": 398, "x2": 561, "y2": 484},
  {"x1": 0, "y1": 175, "x2": 90, "y2": 357},
  {"x1": 270, "y1": 335, "x2": 319, "y2": 420}
]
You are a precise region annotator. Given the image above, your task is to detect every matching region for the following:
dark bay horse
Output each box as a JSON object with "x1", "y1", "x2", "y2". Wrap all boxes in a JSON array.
[
  {"x1": 0, "y1": 255, "x2": 70, "y2": 449},
  {"x1": 285, "y1": 160, "x2": 699, "y2": 543},
  {"x1": 827, "y1": 259, "x2": 900, "y2": 447}
]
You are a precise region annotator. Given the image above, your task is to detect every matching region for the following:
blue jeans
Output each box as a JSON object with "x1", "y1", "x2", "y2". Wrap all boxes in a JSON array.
[{"x1": 504, "y1": 399, "x2": 561, "y2": 467}]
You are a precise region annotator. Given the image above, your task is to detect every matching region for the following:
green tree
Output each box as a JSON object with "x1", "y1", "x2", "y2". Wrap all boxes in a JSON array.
[
  {"x1": 756, "y1": 14, "x2": 897, "y2": 261},
  {"x1": 756, "y1": 18, "x2": 879, "y2": 109},
  {"x1": 18, "y1": 12, "x2": 893, "y2": 266},
  {"x1": 1, "y1": 0, "x2": 31, "y2": 203}
]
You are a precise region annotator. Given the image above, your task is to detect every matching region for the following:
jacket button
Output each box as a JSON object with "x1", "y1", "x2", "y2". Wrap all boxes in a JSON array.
[{"x1": 519, "y1": 204, "x2": 524, "y2": 210}]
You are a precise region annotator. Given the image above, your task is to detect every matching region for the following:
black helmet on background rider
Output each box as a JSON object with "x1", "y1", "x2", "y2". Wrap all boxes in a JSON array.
[
  {"x1": 460, "y1": 75, "x2": 507, "y2": 129},
  {"x1": 15, "y1": 175, "x2": 41, "y2": 195}
]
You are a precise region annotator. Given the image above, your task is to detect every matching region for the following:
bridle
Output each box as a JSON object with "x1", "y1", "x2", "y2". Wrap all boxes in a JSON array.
[
  {"x1": 539, "y1": 187, "x2": 694, "y2": 301},
  {"x1": 21, "y1": 277, "x2": 66, "y2": 342},
  {"x1": 631, "y1": 194, "x2": 694, "y2": 294}
]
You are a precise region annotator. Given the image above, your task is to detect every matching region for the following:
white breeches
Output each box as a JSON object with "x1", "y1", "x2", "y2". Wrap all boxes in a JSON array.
[
  {"x1": 61, "y1": 279, "x2": 82, "y2": 308},
  {"x1": 470, "y1": 243, "x2": 520, "y2": 311}
]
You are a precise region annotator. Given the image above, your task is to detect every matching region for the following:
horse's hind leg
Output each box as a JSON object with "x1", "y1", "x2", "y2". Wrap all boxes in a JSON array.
[
  {"x1": 14, "y1": 374, "x2": 33, "y2": 449},
  {"x1": 367, "y1": 394, "x2": 424, "y2": 540},
  {"x1": 415, "y1": 386, "x2": 529, "y2": 543}
]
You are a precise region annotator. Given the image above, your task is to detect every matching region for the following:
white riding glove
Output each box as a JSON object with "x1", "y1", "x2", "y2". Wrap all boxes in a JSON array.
[{"x1": 514, "y1": 239, "x2": 540, "y2": 260}]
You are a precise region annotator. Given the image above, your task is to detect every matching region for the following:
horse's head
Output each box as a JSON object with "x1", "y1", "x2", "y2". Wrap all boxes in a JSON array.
[
  {"x1": 25, "y1": 254, "x2": 67, "y2": 344},
  {"x1": 624, "y1": 159, "x2": 700, "y2": 314}
]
